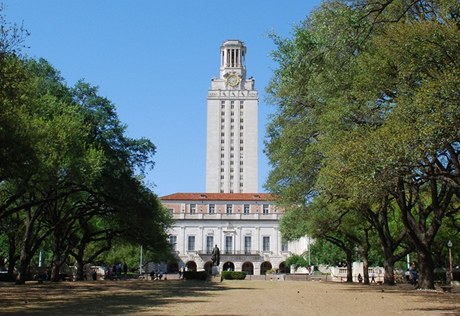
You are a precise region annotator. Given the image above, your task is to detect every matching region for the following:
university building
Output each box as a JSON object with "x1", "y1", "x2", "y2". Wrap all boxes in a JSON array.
[{"x1": 160, "y1": 40, "x2": 308, "y2": 275}]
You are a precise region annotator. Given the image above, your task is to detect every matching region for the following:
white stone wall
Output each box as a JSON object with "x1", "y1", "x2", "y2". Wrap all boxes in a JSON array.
[{"x1": 162, "y1": 195, "x2": 305, "y2": 275}]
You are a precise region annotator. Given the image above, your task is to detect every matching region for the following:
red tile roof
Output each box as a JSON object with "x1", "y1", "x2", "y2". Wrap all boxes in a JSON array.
[{"x1": 160, "y1": 192, "x2": 275, "y2": 202}]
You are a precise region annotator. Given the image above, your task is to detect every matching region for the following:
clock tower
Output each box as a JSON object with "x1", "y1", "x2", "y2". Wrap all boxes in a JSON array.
[{"x1": 206, "y1": 40, "x2": 258, "y2": 193}]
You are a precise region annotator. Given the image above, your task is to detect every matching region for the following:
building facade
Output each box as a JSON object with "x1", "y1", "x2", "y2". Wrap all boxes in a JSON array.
[
  {"x1": 162, "y1": 193, "x2": 308, "y2": 275},
  {"x1": 206, "y1": 40, "x2": 258, "y2": 193},
  {"x1": 160, "y1": 40, "x2": 308, "y2": 275}
]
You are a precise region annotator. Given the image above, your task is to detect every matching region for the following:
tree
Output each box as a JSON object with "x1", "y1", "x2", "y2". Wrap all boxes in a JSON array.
[{"x1": 266, "y1": 0, "x2": 460, "y2": 289}]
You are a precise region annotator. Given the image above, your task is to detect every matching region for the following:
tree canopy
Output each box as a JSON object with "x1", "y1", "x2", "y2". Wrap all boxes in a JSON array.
[
  {"x1": 266, "y1": 0, "x2": 460, "y2": 289},
  {"x1": 0, "y1": 9, "x2": 172, "y2": 284}
]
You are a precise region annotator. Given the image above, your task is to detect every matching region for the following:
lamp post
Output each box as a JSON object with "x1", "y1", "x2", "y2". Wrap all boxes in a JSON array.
[{"x1": 447, "y1": 240, "x2": 453, "y2": 284}]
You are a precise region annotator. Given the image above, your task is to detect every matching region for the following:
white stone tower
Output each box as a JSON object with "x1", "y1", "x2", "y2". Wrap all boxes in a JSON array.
[{"x1": 206, "y1": 40, "x2": 258, "y2": 193}]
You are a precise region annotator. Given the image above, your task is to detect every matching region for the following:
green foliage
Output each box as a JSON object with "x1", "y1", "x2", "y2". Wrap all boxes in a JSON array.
[
  {"x1": 221, "y1": 271, "x2": 246, "y2": 280},
  {"x1": 285, "y1": 254, "x2": 309, "y2": 270},
  {"x1": 0, "y1": 10, "x2": 171, "y2": 282},
  {"x1": 266, "y1": 0, "x2": 460, "y2": 288}
]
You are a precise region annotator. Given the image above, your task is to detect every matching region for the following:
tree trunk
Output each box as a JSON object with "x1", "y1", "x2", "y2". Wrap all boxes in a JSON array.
[
  {"x1": 50, "y1": 237, "x2": 64, "y2": 282},
  {"x1": 75, "y1": 260, "x2": 85, "y2": 281},
  {"x1": 383, "y1": 259, "x2": 395, "y2": 285},
  {"x1": 417, "y1": 251, "x2": 435, "y2": 289},
  {"x1": 16, "y1": 215, "x2": 34, "y2": 285},
  {"x1": 346, "y1": 250, "x2": 353, "y2": 282},
  {"x1": 362, "y1": 254, "x2": 369, "y2": 285}
]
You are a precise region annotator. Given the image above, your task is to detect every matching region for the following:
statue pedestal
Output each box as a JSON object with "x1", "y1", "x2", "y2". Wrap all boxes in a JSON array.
[{"x1": 212, "y1": 265, "x2": 219, "y2": 276}]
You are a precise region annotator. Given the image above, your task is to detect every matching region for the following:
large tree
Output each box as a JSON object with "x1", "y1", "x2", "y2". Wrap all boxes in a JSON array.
[{"x1": 266, "y1": 0, "x2": 460, "y2": 289}]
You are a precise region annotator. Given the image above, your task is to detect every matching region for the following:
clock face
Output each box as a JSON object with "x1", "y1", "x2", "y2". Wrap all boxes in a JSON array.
[{"x1": 227, "y1": 74, "x2": 240, "y2": 87}]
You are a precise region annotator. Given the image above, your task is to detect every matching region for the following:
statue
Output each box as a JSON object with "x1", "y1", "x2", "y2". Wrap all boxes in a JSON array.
[{"x1": 211, "y1": 245, "x2": 220, "y2": 266}]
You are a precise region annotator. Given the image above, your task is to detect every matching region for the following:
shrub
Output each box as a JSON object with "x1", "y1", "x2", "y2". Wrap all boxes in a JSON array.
[
  {"x1": 221, "y1": 271, "x2": 246, "y2": 280},
  {"x1": 183, "y1": 271, "x2": 208, "y2": 281}
]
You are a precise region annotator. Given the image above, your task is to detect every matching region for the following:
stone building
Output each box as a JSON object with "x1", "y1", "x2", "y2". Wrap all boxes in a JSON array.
[{"x1": 160, "y1": 40, "x2": 309, "y2": 275}]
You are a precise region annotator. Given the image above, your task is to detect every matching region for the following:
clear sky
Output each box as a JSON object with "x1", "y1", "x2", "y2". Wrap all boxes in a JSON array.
[{"x1": 3, "y1": 0, "x2": 321, "y2": 197}]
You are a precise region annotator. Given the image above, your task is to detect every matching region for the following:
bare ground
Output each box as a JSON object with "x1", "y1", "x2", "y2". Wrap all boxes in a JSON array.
[{"x1": 0, "y1": 279, "x2": 458, "y2": 316}]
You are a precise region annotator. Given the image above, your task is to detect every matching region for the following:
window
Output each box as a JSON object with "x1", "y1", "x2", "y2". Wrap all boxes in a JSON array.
[
  {"x1": 209, "y1": 204, "x2": 215, "y2": 214},
  {"x1": 244, "y1": 236, "x2": 251, "y2": 254},
  {"x1": 243, "y1": 204, "x2": 250, "y2": 214},
  {"x1": 225, "y1": 235, "x2": 233, "y2": 254},
  {"x1": 263, "y1": 236, "x2": 270, "y2": 251},
  {"x1": 226, "y1": 204, "x2": 233, "y2": 214},
  {"x1": 170, "y1": 235, "x2": 177, "y2": 250},
  {"x1": 281, "y1": 241, "x2": 289, "y2": 252},
  {"x1": 168, "y1": 208, "x2": 174, "y2": 216},
  {"x1": 206, "y1": 236, "x2": 214, "y2": 254},
  {"x1": 263, "y1": 204, "x2": 269, "y2": 214},
  {"x1": 190, "y1": 204, "x2": 196, "y2": 214},
  {"x1": 188, "y1": 236, "x2": 195, "y2": 251}
]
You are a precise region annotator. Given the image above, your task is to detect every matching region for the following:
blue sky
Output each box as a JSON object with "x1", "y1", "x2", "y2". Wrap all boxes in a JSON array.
[{"x1": 4, "y1": 0, "x2": 321, "y2": 197}]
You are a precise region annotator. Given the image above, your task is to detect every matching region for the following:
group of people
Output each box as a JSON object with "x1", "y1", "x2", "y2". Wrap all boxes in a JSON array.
[
  {"x1": 405, "y1": 263, "x2": 418, "y2": 285},
  {"x1": 107, "y1": 263, "x2": 128, "y2": 277},
  {"x1": 357, "y1": 271, "x2": 376, "y2": 283},
  {"x1": 149, "y1": 270, "x2": 164, "y2": 280}
]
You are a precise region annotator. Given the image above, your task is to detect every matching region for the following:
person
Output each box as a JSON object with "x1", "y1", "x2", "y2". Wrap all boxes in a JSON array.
[
  {"x1": 358, "y1": 273, "x2": 363, "y2": 283},
  {"x1": 404, "y1": 269, "x2": 410, "y2": 283},
  {"x1": 370, "y1": 271, "x2": 376, "y2": 283},
  {"x1": 123, "y1": 263, "x2": 128, "y2": 275},
  {"x1": 211, "y1": 245, "x2": 220, "y2": 266}
]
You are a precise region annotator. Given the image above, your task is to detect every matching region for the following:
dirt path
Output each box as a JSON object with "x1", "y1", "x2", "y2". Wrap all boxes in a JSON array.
[{"x1": 0, "y1": 279, "x2": 458, "y2": 315}]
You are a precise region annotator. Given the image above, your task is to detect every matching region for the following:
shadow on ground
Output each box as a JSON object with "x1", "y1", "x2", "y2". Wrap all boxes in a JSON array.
[{"x1": 0, "y1": 279, "x2": 253, "y2": 315}]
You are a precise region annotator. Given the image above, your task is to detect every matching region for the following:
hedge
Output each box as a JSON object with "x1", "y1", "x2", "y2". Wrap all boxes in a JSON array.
[
  {"x1": 183, "y1": 271, "x2": 208, "y2": 281},
  {"x1": 221, "y1": 271, "x2": 246, "y2": 280}
]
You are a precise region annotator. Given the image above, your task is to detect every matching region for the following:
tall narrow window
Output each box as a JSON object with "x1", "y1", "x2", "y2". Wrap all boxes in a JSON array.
[
  {"x1": 190, "y1": 204, "x2": 196, "y2": 214},
  {"x1": 188, "y1": 236, "x2": 195, "y2": 251},
  {"x1": 281, "y1": 240, "x2": 289, "y2": 252},
  {"x1": 244, "y1": 236, "x2": 251, "y2": 254},
  {"x1": 263, "y1": 236, "x2": 270, "y2": 252},
  {"x1": 243, "y1": 204, "x2": 250, "y2": 214},
  {"x1": 226, "y1": 204, "x2": 233, "y2": 214},
  {"x1": 170, "y1": 235, "x2": 177, "y2": 251},
  {"x1": 225, "y1": 235, "x2": 233, "y2": 254},
  {"x1": 206, "y1": 236, "x2": 214, "y2": 254}
]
